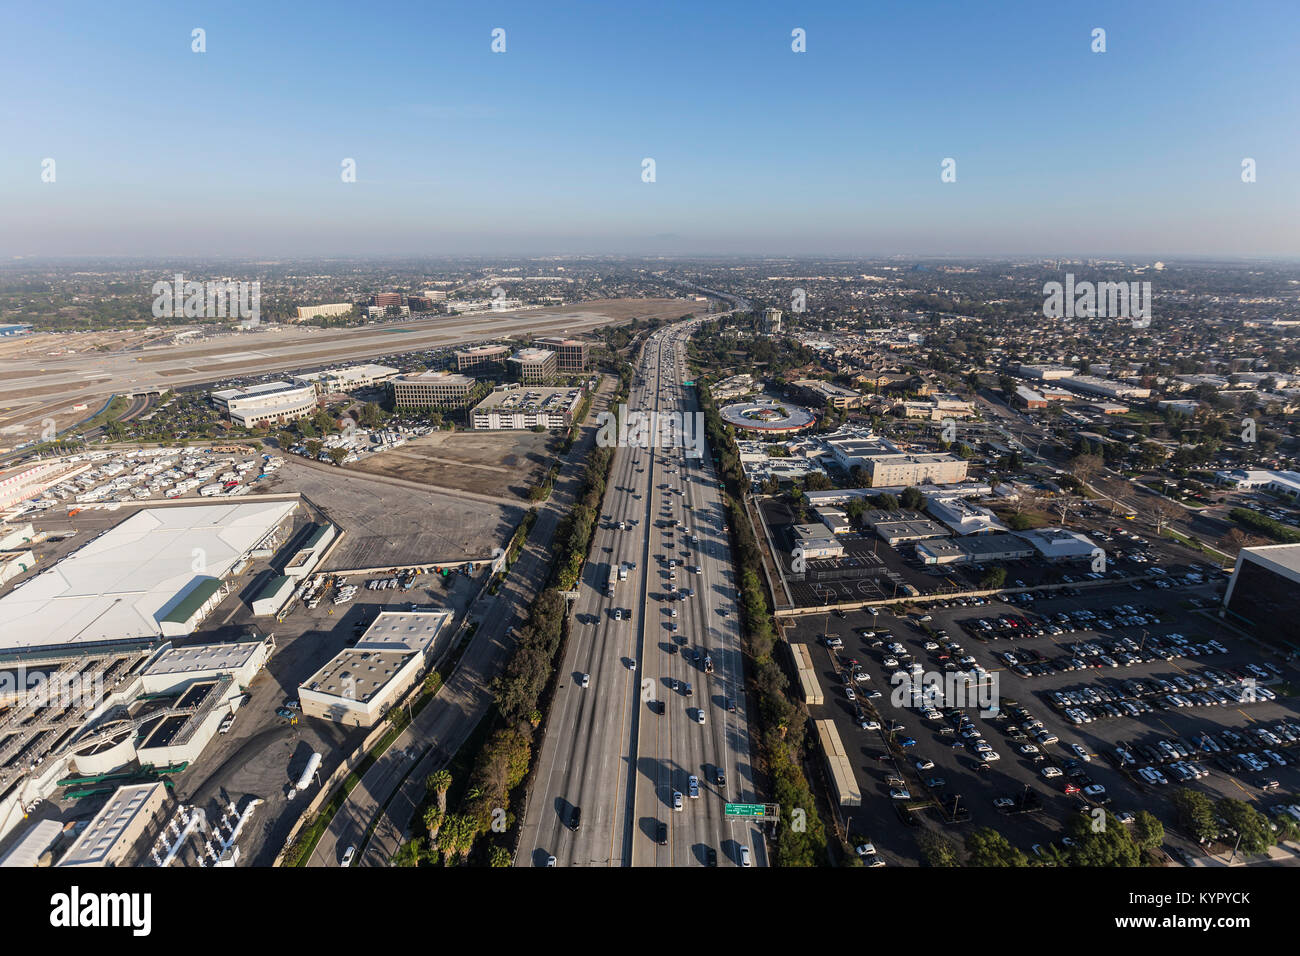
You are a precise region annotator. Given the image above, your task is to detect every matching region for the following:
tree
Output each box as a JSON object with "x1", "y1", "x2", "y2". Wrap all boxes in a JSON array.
[
  {"x1": 1170, "y1": 790, "x2": 1218, "y2": 844},
  {"x1": 327, "y1": 446, "x2": 348, "y2": 466},
  {"x1": 980, "y1": 566, "x2": 1007, "y2": 589},
  {"x1": 427, "y1": 770, "x2": 452, "y2": 816},
  {"x1": 918, "y1": 832, "x2": 961, "y2": 867},
  {"x1": 304, "y1": 438, "x2": 323, "y2": 459},
  {"x1": 1066, "y1": 812, "x2": 1142, "y2": 866},
  {"x1": 964, "y1": 827, "x2": 1028, "y2": 866},
  {"x1": 488, "y1": 845, "x2": 513, "y2": 867},
  {"x1": 1132, "y1": 811, "x2": 1164, "y2": 851},
  {"x1": 1069, "y1": 453, "x2": 1104, "y2": 485},
  {"x1": 899, "y1": 486, "x2": 925, "y2": 511},
  {"x1": 1215, "y1": 798, "x2": 1273, "y2": 855}
]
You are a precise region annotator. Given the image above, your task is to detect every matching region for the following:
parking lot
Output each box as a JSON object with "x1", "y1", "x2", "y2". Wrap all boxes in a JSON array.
[{"x1": 791, "y1": 575, "x2": 1300, "y2": 866}]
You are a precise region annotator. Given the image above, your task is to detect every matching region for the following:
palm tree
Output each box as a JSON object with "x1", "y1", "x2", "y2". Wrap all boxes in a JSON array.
[{"x1": 427, "y1": 770, "x2": 452, "y2": 815}]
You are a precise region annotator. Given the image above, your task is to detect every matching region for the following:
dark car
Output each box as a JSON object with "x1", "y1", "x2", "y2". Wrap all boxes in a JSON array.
[
  {"x1": 569, "y1": 806, "x2": 581, "y2": 831},
  {"x1": 656, "y1": 821, "x2": 668, "y2": 845},
  {"x1": 705, "y1": 847, "x2": 718, "y2": 867}
]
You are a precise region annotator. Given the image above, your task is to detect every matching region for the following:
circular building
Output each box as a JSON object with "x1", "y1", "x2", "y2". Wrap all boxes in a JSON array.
[{"x1": 719, "y1": 400, "x2": 816, "y2": 435}]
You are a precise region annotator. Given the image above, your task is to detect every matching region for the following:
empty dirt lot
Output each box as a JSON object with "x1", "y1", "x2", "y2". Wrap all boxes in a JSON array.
[{"x1": 347, "y1": 429, "x2": 558, "y2": 501}]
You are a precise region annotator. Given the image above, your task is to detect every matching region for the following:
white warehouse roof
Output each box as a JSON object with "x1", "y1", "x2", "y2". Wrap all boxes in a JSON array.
[{"x1": 0, "y1": 500, "x2": 296, "y2": 651}]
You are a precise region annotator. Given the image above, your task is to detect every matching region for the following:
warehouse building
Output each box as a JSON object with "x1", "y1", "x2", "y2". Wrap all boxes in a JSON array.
[
  {"x1": 251, "y1": 574, "x2": 294, "y2": 616},
  {"x1": 1016, "y1": 527, "x2": 1099, "y2": 562},
  {"x1": 299, "y1": 608, "x2": 454, "y2": 727},
  {"x1": 0, "y1": 499, "x2": 297, "y2": 653},
  {"x1": 57, "y1": 782, "x2": 170, "y2": 868}
]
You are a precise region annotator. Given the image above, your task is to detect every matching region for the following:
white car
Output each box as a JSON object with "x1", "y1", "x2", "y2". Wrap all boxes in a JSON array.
[
  {"x1": 1070, "y1": 744, "x2": 1092, "y2": 762},
  {"x1": 580, "y1": 673, "x2": 590, "y2": 688},
  {"x1": 1018, "y1": 744, "x2": 1040, "y2": 755},
  {"x1": 915, "y1": 758, "x2": 935, "y2": 771},
  {"x1": 1041, "y1": 766, "x2": 1063, "y2": 779},
  {"x1": 340, "y1": 846, "x2": 356, "y2": 867},
  {"x1": 844, "y1": 686, "x2": 856, "y2": 702},
  {"x1": 1083, "y1": 784, "x2": 1107, "y2": 798},
  {"x1": 672, "y1": 790, "x2": 684, "y2": 810},
  {"x1": 695, "y1": 710, "x2": 706, "y2": 725}
]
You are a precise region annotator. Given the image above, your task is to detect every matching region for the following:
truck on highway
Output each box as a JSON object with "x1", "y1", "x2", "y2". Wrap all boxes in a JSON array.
[
  {"x1": 607, "y1": 566, "x2": 617, "y2": 596},
  {"x1": 618, "y1": 564, "x2": 628, "y2": 582}
]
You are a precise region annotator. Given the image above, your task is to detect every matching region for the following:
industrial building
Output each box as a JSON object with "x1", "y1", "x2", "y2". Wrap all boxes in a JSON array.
[
  {"x1": 299, "y1": 608, "x2": 454, "y2": 727},
  {"x1": 0, "y1": 499, "x2": 297, "y2": 652},
  {"x1": 211, "y1": 381, "x2": 318, "y2": 428},
  {"x1": 1016, "y1": 527, "x2": 1099, "y2": 562},
  {"x1": 392, "y1": 370, "x2": 477, "y2": 409},
  {"x1": 56, "y1": 782, "x2": 170, "y2": 867},
  {"x1": 470, "y1": 384, "x2": 584, "y2": 430},
  {"x1": 1223, "y1": 543, "x2": 1300, "y2": 650}
]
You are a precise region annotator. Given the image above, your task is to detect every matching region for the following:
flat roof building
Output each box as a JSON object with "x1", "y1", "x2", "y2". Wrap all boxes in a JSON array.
[
  {"x1": 293, "y1": 364, "x2": 398, "y2": 395},
  {"x1": 509, "y1": 348, "x2": 558, "y2": 384},
  {"x1": 299, "y1": 608, "x2": 454, "y2": 727},
  {"x1": 1016, "y1": 527, "x2": 1099, "y2": 562},
  {"x1": 455, "y1": 344, "x2": 511, "y2": 374},
  {"x1": 211, "y1": 381, "x2": 318, "y2": 428},
  {"x1": 534, "y1": 336, "x2": 590, "y2": 373},
  {"x1": 57, "y1": 783, "x2": 169, "y2": 867},
  {"x1": 926, "y1": 496, "x2": 1006, "y2": 536},
  {"x1": 0, "y1": 499, "x2": 297, "y2": 652},
  {"x1": 470, "y1": 384, "x2": 584, "y2": 430},
  {"x1": 864, "y1": 453, "x2": 968, "y2": 488},
  {"x1": 392, "y1": 370, "x2": 477, "y2": 409}
]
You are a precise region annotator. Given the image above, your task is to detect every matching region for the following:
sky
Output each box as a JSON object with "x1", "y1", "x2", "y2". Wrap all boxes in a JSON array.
[{"x1": 1, "y1": 0, "x2": 1298, "y2": 259}]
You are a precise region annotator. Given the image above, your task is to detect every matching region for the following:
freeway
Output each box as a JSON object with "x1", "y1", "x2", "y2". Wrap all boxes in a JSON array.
[
  {"x1": 517, "y1": 318, "x2": 766, "y2": 867},
  {"x1": 305, "y1": 375, "x2": 617, "y2": 868}
]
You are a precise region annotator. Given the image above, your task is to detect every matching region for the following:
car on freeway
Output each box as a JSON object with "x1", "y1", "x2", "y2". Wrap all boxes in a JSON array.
[
  {"x1": 545, "y1": 855, "x2": 557, "y2": 867},
  {"x1": 657, "y1": 822, "x2": 668, "y2": 845},
  {"x1": 688, "y1": 775, "x2": 700, "y2": 798},
  {"x1": 672, "y1": 791, "x2": 683, "y2": 811},
  {"x1": 695, "y1": 709, "x2": 706, "y2": 725},
  {"x1": 340, "y1": 846, "x2": 356, "y2": 867},
  {"x1": 740, "y1": 846, "x2": 752, "y2": 867},
  {"x1": 580, "y1": 673, "x2": 590, "y2": 688}
]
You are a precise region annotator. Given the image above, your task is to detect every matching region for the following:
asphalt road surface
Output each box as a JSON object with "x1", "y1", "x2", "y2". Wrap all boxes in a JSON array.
[{"x1": 516, "y1": 320, "x2": 767, "y2": 867}]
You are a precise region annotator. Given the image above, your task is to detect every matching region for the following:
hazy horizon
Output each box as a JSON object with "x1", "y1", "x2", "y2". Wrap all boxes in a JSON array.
[{"x1": 3, "y1": 0, "x2": 1297, "y2": 259}]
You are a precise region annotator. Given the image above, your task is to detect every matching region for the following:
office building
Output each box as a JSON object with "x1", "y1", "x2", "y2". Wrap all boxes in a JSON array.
[
  {"x1": 211, "y1": 381, "x2": 318, "y2": 428},
  {"x1": 392, "y1": 370, "x2": 477, "y2": 408},
  {"x1": 535, "y1": 336, "x2": 590, "y2": 373},
  {"x1": 509, "y1": 348, "x2": 558, "y2": 384}
]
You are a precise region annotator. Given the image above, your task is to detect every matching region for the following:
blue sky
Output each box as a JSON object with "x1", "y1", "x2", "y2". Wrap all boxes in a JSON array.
[{"x1": 2, "y1": 0, "x2": 1297, "y2": 258}]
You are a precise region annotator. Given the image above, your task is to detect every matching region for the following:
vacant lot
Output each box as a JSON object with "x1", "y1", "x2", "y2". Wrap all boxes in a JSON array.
[
  {"x1": 256, "y1": 458, "x2": 524, "y2": 571},
  {"x1": 348, "y1": 429, "x2": 558, "y2": 501}
]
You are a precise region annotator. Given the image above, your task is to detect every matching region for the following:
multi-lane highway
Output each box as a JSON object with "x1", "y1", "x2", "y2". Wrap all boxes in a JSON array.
[{"x1": 517, "y1": 320, "x2": 767, "y2": 867}]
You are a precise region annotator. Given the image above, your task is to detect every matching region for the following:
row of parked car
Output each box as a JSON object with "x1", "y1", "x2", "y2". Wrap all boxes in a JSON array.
[{"x1": 1048, "y1": 666, "x2": 1280, "y2": 725}]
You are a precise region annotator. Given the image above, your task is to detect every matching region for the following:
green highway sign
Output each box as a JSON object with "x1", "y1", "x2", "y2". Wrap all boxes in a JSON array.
[{"x1": 725, "y1": 804, "x2": 764, "y2": 817}]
